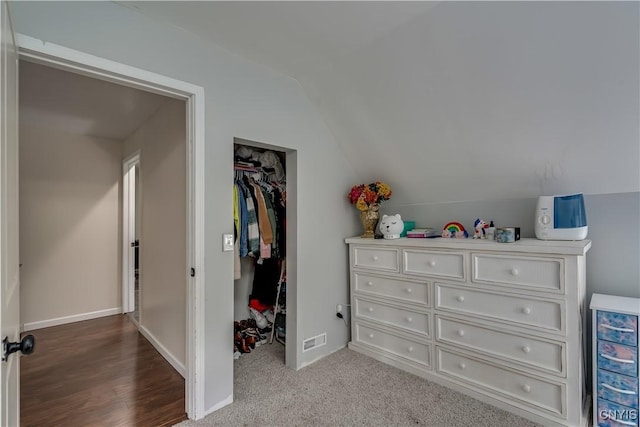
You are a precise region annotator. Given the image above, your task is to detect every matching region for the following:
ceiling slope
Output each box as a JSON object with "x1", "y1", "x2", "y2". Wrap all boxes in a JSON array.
[{"x1": 115, "y1": 1, "x2": 639, "y2": 203}]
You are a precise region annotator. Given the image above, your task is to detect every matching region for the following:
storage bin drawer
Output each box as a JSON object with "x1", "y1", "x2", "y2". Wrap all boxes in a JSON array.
[
  {"x1": 436, "y1": 347, "x2": 565, "y2": 417},
  {"x1": 598, "y1": 310, "x2": 639, "y2": 347},
  {"x1": 472, "y1": 254, "x2": 563, "y2": 293},
  {"x1": 597, "y1": 398, "x2": 639, "y2": 427},
  {"x1": 353, "y1": 272, "x2": 429, "y2": 307},
  {"x1": 435, "y1": 284, "x2": 564, "y2": 333},
  {"x1": 355, "y1": 322, "x2": 430, "y2": 366},
  {"x1": 352, "y1": 246, "x2": 399, "y2": 272},
  {"x1": 598, "y1": 341, "x2": 638, "y2": 377},
  {"x1": 598, "y1": 368, "x2": 639, "y2": 409},
  {"x1": 403, "y1": 250, "x2": 465, "y2": 280},
  {"x1": 436, "y1": 316, "x2": 564, "y2": 375},
  {"x1": 354, "y1": 297, "x2": 429, "y2": 337}
]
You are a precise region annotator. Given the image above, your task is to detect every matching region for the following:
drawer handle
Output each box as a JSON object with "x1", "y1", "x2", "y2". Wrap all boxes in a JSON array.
[
  {"x1": 408, "y1": 346, "x2": 414, "y2": 353},
  {"x1": 510, "y1": 268, "x2": 519, "y2": 276},
  {"x1": 457, "y1": 330, "x2": 465, "y2": 337},
  {"x1": 601, "y1": 383, "x2": 637, "y2": 395},
  {"x1": 600, "y1": 353, "x2": 636, "y2": 364},
  {"x1": 368, "y1": 307, "x2": 374, "y2": 313},
  {"x1": 521, "y1": 307, "x2": 531, "y2": 315},
  {"x1": 458, "y1": 363, "x2": 466, "y2": 370},
  {"x1": 366, "y1": 281, "x2": 373, "y2": 286},
  {"x1": 521, "y1": 346, "x2": 531, "y2": 354},
  {"x1": 406, "y1": 288, "x2": 413, "y2": 294},
  {"x1": 368, "y1": 333, "x2": 374, "y2": 339},
  {"x1": 406, "y1": 317, "x2": 413, "y2": 323},
  {"x1": 457, "y1": 296, "x2": 465, "y2": 303},
  {"x1": 601, "y1": 323, "x2": 635, "y2": 333},
  {"x1": 522, "y1": 384, "x2": 531, "y2": 393},
  {"x1": 427, "y1": 261, "x2": 436, "y2": 267}
]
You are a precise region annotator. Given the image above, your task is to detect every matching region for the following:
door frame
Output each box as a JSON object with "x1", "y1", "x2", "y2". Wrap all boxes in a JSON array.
[
  {"x1": 122, "y1": 151, "x2": 140, "y2": 315},
  {"x1": 16, "y1": 34, "x2": 206, "y2": 420}
]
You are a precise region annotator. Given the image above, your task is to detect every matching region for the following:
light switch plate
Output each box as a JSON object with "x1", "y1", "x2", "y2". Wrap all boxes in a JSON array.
[{"x1": 222, "y1": 233, "x2": 234, "y2": 252}]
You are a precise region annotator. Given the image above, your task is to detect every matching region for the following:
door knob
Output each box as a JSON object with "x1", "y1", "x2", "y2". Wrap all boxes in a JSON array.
[{"x1": 2, "y1": 335, "x2": 35, "y2": 361}]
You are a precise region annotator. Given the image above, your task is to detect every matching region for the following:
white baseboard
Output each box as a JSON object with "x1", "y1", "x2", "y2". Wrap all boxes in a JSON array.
[
  {"x1": 22, "y1": 307, "x2": 122, "y2": 332},
  {"x1": 137, "y1": 324, "x2": 186, "y2": 378},
  {"x1": 201, "y1": 394, "x2": 233, "y2": 420},
  {"x1": 298, "y1": 343, "x2": 347, "y2": 370}
]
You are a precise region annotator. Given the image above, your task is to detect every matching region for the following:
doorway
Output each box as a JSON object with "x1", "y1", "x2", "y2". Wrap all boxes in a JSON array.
[
  {"x1": 17, "y1": 34, "x2": 206, "y2": 419},
  {"x1": 122, "y1": 151, "x2": 140, "y2": 322}
]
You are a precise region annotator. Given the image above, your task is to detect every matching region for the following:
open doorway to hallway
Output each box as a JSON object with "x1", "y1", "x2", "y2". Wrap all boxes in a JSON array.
[{"x1": 18, "y1": 59, "x2": 188, "y2": 423}]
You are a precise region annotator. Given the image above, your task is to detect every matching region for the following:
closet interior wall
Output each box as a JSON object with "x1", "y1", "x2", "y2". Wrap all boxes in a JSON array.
[{"x1": 233, "y1": 142, "x2": 286, "y2": 330}]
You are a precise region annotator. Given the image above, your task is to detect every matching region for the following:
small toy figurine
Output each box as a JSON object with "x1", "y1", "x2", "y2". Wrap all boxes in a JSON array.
[
  {"x1": 473, "y1": 218, "x2": 489, "y2": 239},
  {"x1": 442, "y1": 222, "x2": 468, "y2": 238},
  {"x1": 379, "y1": 214, "x2": 404, "y2": 240}
]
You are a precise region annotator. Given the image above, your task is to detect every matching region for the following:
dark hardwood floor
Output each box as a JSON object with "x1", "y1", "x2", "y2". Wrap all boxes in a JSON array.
[{"x1": 20, "y1": 315, "x2": 186, "y2": 427}]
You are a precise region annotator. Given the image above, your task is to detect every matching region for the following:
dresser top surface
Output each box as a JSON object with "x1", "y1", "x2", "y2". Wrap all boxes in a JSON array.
[
  {"x1": 590, "y1": 293, "x2": 640, "y2": 314},
  {"x1": 345, "y1": 236, "x2": 591, "y2": 256}
]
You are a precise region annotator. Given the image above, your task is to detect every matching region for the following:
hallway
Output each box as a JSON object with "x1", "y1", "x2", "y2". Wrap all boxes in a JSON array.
[{"x1": 20, "y1": 315, "x2": 186, "y2": 427}]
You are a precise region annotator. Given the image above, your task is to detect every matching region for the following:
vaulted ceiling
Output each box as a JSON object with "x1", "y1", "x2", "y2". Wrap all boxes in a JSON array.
[
  {"x1": 19, "y1": 2, "x2": 638, "y2": 203},
  {"x1": 114, "y1": 1, "x2": 637, "y2": 202}
]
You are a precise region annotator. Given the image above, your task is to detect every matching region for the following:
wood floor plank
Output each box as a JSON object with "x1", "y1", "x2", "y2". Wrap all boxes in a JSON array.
[{"x1": 20, "y1": 315, "x2": 186, "y2": 427}]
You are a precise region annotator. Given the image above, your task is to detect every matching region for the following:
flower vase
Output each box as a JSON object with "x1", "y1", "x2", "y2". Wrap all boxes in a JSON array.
[{"x1": 360, "y1": 204, "x2": 380, "y2": 238}]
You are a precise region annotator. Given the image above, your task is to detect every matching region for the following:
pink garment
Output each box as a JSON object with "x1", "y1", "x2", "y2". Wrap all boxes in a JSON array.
[{"x1": 259, "y1": 236, "x2": 271, "y2": 259}]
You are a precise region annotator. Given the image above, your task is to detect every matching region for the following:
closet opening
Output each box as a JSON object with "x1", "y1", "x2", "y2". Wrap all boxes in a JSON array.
[{"x1": 233, "y1": 139, "x2": 294, "y2": 368}]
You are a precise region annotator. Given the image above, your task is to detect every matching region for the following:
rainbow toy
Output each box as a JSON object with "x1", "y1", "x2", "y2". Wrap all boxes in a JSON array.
[{"x1": 442, "y1": 222, "x2": 468, "y2": 238}]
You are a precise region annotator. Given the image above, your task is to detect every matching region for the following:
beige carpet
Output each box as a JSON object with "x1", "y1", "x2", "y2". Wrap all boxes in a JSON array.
[{"x1": 175, "y1": 343, "x2": 542, "y2": 427}]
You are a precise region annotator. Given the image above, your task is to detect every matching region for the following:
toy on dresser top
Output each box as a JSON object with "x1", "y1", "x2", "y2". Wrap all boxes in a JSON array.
[{"x1": 378, "y1": 214, "x2": 404, "y2": 239}]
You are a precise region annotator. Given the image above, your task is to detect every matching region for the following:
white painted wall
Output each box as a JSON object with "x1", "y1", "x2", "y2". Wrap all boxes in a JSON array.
[
  {"x1": 11, "y1": 1, "x2": 359, "y2": 415},
  {"x1": 19, "y1": 125, "x2": 122, "y2": 329},
  {"x1": 123, "y1": 98, "x2": 187, "y2": 368},
  {"x1": 304, "y1": 1, "x2": 639, "y2": 202},
  {"x1": 300, "y1": 1, "x2": 640, "y2": 302}
]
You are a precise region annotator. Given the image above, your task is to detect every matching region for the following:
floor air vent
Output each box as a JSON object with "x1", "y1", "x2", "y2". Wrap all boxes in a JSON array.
[{"x1": 302, "y1": 333, "x2": 327, "y2": 352}]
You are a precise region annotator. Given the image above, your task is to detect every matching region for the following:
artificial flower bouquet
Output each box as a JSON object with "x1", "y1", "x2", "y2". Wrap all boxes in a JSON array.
[{"x1": 347, "y1": 182, "x2": 392, "y2": 211}]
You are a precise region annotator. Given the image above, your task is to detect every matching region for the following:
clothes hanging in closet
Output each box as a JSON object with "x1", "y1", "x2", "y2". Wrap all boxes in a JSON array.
[{"x1": 233, "y1": 153, "x2": 286, "y2": 307}]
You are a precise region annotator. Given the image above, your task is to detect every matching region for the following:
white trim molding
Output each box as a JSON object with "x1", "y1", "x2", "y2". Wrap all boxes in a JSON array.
[
  {"x1": 23, "y1": 308, "x2": 122, "y2": 332},
  {"x1": 122, "y1": 150, "x2": 140, "y2": 314},
  {"x1": 16, "y1": 34, "x2": 207, "y2": 420},
  {"x1": 137, "y1": 324, "x2": 186, "y2": 378}
]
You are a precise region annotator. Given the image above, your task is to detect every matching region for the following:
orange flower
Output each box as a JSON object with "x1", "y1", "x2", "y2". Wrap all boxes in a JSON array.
[{"x1": 347, "y1": 182, "x2": 392, "y2": 211}]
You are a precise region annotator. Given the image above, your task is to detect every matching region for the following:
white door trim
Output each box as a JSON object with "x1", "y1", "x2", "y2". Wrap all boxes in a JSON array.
[
  {"x1": 16, "y1": 34, "x2": 206, "y2": 420},
  {"x1": 122, "y1": 151, "x2": 139, "y2": 315}
]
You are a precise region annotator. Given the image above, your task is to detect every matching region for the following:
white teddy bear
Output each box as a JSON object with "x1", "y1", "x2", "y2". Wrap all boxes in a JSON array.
[{"x1": 379, "y1": 214, "x2": 404, "y2": 240}]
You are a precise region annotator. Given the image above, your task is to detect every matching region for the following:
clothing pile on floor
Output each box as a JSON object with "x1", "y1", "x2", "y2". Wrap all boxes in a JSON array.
[{"x1": 233, "y1": 318, "x2": 271, "y2": 360}]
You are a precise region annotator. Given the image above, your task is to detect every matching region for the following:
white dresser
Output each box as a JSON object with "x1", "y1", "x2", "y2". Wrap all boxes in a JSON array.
[
  {"x1": 590, "y1": 294, "x2": 640, "y2": 427},
  {"x1": 345, "y1": 237, "x2": 591, "y2": 426}
]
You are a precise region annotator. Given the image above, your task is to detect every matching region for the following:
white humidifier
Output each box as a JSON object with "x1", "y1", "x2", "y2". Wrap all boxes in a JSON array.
[{"x1": 535, "y1": 193, "x2": 588, "y2": 241}]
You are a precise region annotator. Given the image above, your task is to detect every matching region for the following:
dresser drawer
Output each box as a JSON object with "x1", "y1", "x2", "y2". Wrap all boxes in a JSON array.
[
  {"x1": 598, "y1": 340, "x2": 639, "y2": 377},
  {"x1": 352, "y1": 246, "x2": 399, "y2": 272},
  {"x1": 353, "y1": 272, "x2": 429, "y2": 307},
  {"x1": 436, "y1": 316, "x2": 564, "y2": 375},
  {"x1": 437, "y1": 347, "x2": 565, "y2": 417},
  {"x1": 403, "y1": 250, "x2": 465, "y2": 280},
  {"x1": 472, "y1": 254, "x2": 563, "y2": 293},
  {"x1": 354, "y1": 297, "x2": 429, "y2": 337},
  {"x1": 598, "y1": 368, "x2": 639, "y2": 409},
  {"x1": 597, "y1": 398, "x2": 639, "y2": 427},
  {"x1": 355, "y1": 322, "x2": 430, "y2": 366},
  {"x1": 598, "y1": 310, "x2": 639, "y2": 347},
  {"x1": 436, "y1": 284, "x2": 564, "y2": 333}
]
